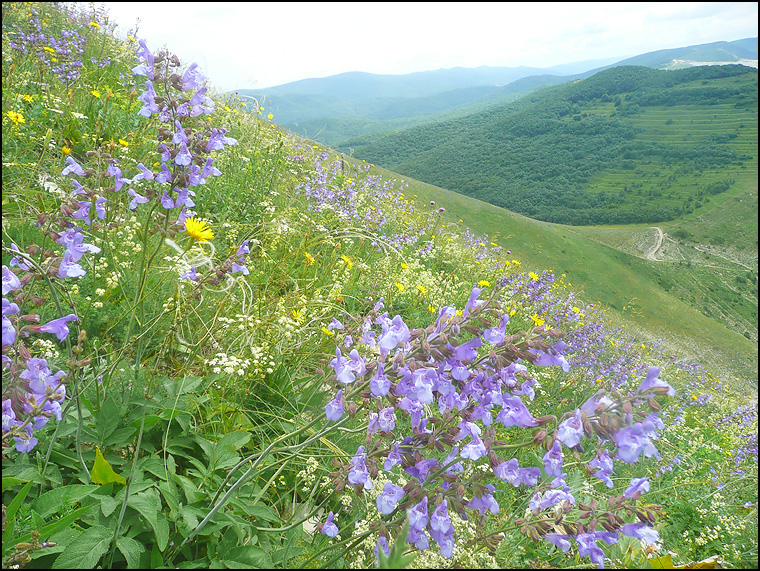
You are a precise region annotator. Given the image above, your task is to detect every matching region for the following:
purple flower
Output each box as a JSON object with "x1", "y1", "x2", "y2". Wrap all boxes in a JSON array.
[
  {"x1": 483, "y1": 314, "x2": 509, "y2": 345},
  {"x1": 3, "y1": 266, "x2": 22, "y2": 295},
  {"x1": 374, "y1": 536, "x2": 390, "y2": 561},
  {"x1": 174, "y1": 141, "x2": 192, "y2": 166},
  {"x1": 376, "y1": 482, "x2": 405, "y2": 515},
  {"x1": 378, "y1": 407, "x2": 396, "y2": 432},
  {"x1": 576, "y1": 533, "x2": 606, "y2": 569},
  {"x1": 325, "y1": 389, "x2": 343, "y2": 421},
  {"x1": 70, "y1": 200, "x2": 92, "y2": 225},
  {"x1": 128, "y1": 189, "x2": 149, "y2": 210},
  {"x1": 348, "y1": 445, "x2": 372, "y2": 490},
  {"x1": 637, "y1": 366, "x2": 675, "y2": 396},
  {"x1": 39, "y1": 314, "x2": 78, "y2": 341},
  {"x1": 544, "y1": 533, "x2": 572, "y2": 552},
  {"x1": 613, "y1": 422, "x2": 660, "y2": 463},
  {"x1": 14, "y1": 425, "x2": 38, "y2": 453},
  {"x1": 624, "y1": 477, "x2": 650, "y2": 498},
  {"x1": 589, "y1": 449, "x2": 615, "y2": 488},
  {"x1": 95, "y1": 197, "x2": 107, "y2": 220},
  {"x1": 181, "y1": 267, "x2": 198, "y2": 281},
  {"x1": 496, "y1": 395, "x2": 538, "y2": 428},
  {"x1": 384, "y1": 442, "x2": 402, "y2": 471},
  {"x1": 370, "y1": 362, "x2": 391, "y2": 396},
  {"x1": 321, "y1": 511, "x2": 338, "y2": 537},
  {"x1": 57, "y1": 250, "x2": 86, "y2": 278},
  {"x1": 405, "y1": 457, "x2": 439, "y2": 483},
  {"x1": 430, "y1": 499, "x2": 455, "y2": 558},
  {"x1": 377, "y1": 314, "x2": 410, "y2": 352},
  {"x1": 620, "y1": 522, "x2": 659, "y2": 545},
  {"x1": 56, "y1": 227, "x2": 100, "y2": 261},
  {"x1": 532, "y1": 340, "x2": 570, "y2": 372},
  {"x1": 494, "y1": 458, "x2": 541, "y2": 487},
  {"x1": 61, "y1": 156, "x2": 86, "y2": 176},
  {"x1": 460, "y1": 434, "x2": 487, "y2": 461},
  {"x1": 556, "y1": 409, "x2": 584, "y2": 448},
  {"x1": 467, "y1": 484, "x2": 499, "y2": 515},
  {"x1": 540, "y1": 440, "x2": 563, "y2": 478}
]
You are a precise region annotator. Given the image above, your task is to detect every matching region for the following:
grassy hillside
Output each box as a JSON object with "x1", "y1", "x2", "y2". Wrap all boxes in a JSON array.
[{"x1": 365, "y1": 165, "x2": 758, "y2": 380}]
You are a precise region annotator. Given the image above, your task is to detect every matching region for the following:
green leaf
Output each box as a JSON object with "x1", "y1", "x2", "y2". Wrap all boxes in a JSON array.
[
  {"x1": 116, "y1": 535, "x2": 146, "y2": 569},
  {"x1": 222, "y1": 546, "x2": 273, "y2": 569},
  {"x1": 32, "y1": 484, "x2": 100, "y2": 518},
  {"x1": 91, "y1": 446, "x2": 127, "y2": 486},
  {"x1": 52, "y1": 525, "x2": 112, "y2": 569},
  {"x1": 2, "y1": 477, "x2": 31, "y2": 491},
  {"x1": 95, "y1": 396, "x2": 120, "y2": 444},
  {"x1": 128, "y1": 488, "x2": 169, "y2": 551},
  {"x1": 216, "y1": 431, "x2": 251, "y2": 451}
]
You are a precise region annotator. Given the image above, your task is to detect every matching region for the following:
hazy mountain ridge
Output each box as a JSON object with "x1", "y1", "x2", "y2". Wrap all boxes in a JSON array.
[{"x1": 235, "y1": 37, "x2": 757, "y2": 146}]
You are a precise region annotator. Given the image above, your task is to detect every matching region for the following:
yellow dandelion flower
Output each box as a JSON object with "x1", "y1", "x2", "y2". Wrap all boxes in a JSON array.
[
  {"x1": 91, "y1": 90, "x2": 101, "y2": 98},
  {"x1": 416, "y1": 284, "x2": 427, "y2": 294},
  {"x1": 43, "y1": 46, "x2": 55, "y2": 54},
  {"x1": 292, "y1": 309, "x2": 303, "y2": 322},
  {"x1": 322, "y1": 326, "x2": 334, "y2": 336},
  {"x1": 89, "y1": 21, "x2": 100, "y2": 30},
  {"x1": 478, "y1": 280, "x2": 490, "y2": 287},
  {"x1": 185, "y1": 217, "x2": 214, "y2": 242},
  {"x1": 530, "y1": 313, "x2": 545, "y2": 327},
  {"x1": 512, "y1": 260, "x2": 521, "y2": 267},
  {"x1": 428, "y1": 305, "x2": 436, "y2": 313},
  {"x1": 267, "y1": 113, "x2": 273, "y2": 119},
  {"x1": 340, "y1": 254, "x2": 353, "y2": 269},
  {"x1": 400, "y1": 262, "x2": 409, "y2": 270},
  {"x1": 118, "y1": 138, "x2": 129, "y2": 146},
  {"x1": 6, "y1": 110, "x2": 25, "y2": 125},
  {"x1": 62, "y1": 145, "x2": 71, "y2": 155},
  {"x1": 572, "y1": 307, "x2": 580, "y2": 313},
  {"x1": 529, "y1": 271, "x2": 539, "y2": 281},
  {"x1": 304, "y1": 252, "x2": 315, "y2": 265},
  {"x1": 394, "y1": 283, "x2": 404, "y2": 292},
  {"x1": 22, "y1": 94, "x2": 34, "y2": 102}
]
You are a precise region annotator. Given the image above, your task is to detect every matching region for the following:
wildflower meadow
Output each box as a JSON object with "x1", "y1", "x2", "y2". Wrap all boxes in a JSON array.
[{"x1": 2, "y1": 4, "x2": 757, "y2": 569}]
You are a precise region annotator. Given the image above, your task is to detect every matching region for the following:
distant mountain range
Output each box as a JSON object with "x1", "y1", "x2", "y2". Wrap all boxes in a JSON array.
[{"x1": 233, "y1": 38, "x2": 757, "y2": 146}]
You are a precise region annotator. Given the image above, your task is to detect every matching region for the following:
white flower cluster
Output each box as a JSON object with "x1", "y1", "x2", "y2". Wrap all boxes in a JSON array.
[
  {"x1": 204, "y1": 352, "x2": 250, "y2": 376},
  {"x1": 31, "y1": 338, "x2": 60, "y2": 360}
]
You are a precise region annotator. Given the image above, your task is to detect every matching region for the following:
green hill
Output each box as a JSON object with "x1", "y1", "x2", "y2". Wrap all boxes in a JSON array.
[{"x1": 343, "y1": 65, "x2": 758, "y2": 227}]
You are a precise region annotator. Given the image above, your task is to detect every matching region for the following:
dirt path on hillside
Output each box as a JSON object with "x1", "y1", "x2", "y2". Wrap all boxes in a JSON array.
[{"x1": 646, "y1": 227, "x2": 664, "y2": 261}]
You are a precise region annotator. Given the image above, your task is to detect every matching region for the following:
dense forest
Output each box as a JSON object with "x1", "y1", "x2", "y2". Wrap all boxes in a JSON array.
[{"x1": 342, "y1": 65, "x2": 757, "y2": 226}]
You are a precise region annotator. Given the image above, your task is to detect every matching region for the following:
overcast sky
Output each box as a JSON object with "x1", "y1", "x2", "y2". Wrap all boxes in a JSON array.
[{"x1": 96, "y1": 2, "x2": 758, "y2": 92}]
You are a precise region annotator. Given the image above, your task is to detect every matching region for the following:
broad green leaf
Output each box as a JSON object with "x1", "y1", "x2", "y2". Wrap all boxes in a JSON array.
[
  {"x1": 2, "y1": 477, "x2": 31, "y2": 491},
  {"x1": 52, "y1": 525, "x2": 112, "y2": 569},
  {"x1": 95, "y1": 396, "x2": 120, "y2": 444},
  {"x1": 116, "y1": 535, "x2": 146, "y2": 569},
  {"x1": 223, "y1": 546, "x2": 274, "y2": 569},
  {"x1": 91, "y1": 446, "x2": 127, "y2": 486},
  {"x1": 32, "y1": 484, "x2": 100, "y2": 518},
  {"x1": 128, "y1": 488, "x2": 169, "y2": 551},
  {"x1": 216, "y1": 430, "x2": 251, "y2": 451},
  {"x1": 14, "y1": 505, "x2": 93, "y2": 546}
]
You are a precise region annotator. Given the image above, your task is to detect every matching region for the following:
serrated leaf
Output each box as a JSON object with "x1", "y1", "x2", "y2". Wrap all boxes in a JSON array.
[
  {"x1": 91, "y1": 446, "x2": 127, "y2": 486},
  {"x1": 95, "y1": 396, "x2": 120, "y2": 444},
  {"x1": 128, "y1": 488, "x2": 169, "y2": 551},
  {"x1": 33, "y1": 484, "x2": 100, "y2": 518},
  {"x1": 116, "y1": 535, "x2": 146, "y2": 569},
  {"x1": 52, "y1": 525, "x2": 112, "y2": 569}
]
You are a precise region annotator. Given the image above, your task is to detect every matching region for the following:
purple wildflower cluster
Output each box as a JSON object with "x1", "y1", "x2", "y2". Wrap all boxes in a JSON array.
[
  {"x1": 6, "y1": 7, "x2": 94, "y2": 84},
  {"x1": 3, "y1": 263, "x2": 80, "y2": 453},
  {"x1": 317, "y1": 285, "x2": 672, "y2": 567}
]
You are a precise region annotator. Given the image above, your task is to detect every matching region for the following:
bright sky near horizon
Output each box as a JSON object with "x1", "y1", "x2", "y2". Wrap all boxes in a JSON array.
[{"x1": 95, "y1": 1, "x2": 758, "y2": 92}]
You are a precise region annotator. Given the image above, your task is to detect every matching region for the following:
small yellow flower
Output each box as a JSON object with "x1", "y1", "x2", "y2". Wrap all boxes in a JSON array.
[
  {"x1": 292, "y1": 309, "x2": 303, "y2": 322},
  {"x1": 43, "y1": 46, "x2": 56, "y2": 54},
  {"x1": 267, "y1": 113, "x2": 273, "y2": 119},
  {"x1": 428, "y1": 305, "x2": 436, "y2": 313},
  {"x1": 184, "y1": 217, "x2": 214, "y2": 242},
  {"x1": 340, "y1": 254, "x2": 353, "y2": 269},
  {"x1": 118, "y1": 138, "x2": 129, "y2": 147},
  {"x1": 304, "y1": 252, "x2": 315, "y2": 265},
  {"x1": 89, "y1": 21, "x2": 100, "y2": 30},
  {"x1": 572, "y1": 306, "x2": 580, "y2": 313},
  {"x1": 416, "y1": 284, "x2": 427, "y2": 294},
  {"x1": 478, "y1": 280, "x2": 490, "y2": 287},
  {"x1": 91, "y1": 90, "x2": 101, "y2": 98},
  {"x1": 6, "y1": 110, "x2": 25, "y2": 125},
  {"x1": 400, "y1": 262, "x2": 408, "y2": 270},
  {"x1": 22, "y1": 94, "x2": 35, "y2": 103},
  {"x1": 62, "y1": 145, "x2": 72, "y2": 155},
  {"x1": 529, "y1": 271, "x2": 539, "y2": 281},
  {"x1": 321, "y1": 326, "x2": 334, "y2": 336},
  {"x1": 394, "y1": 283, "x2": 404, "y2": 292},
  {"x1": 530, "y1": 313, "x2": 545, "y2": 327}
]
